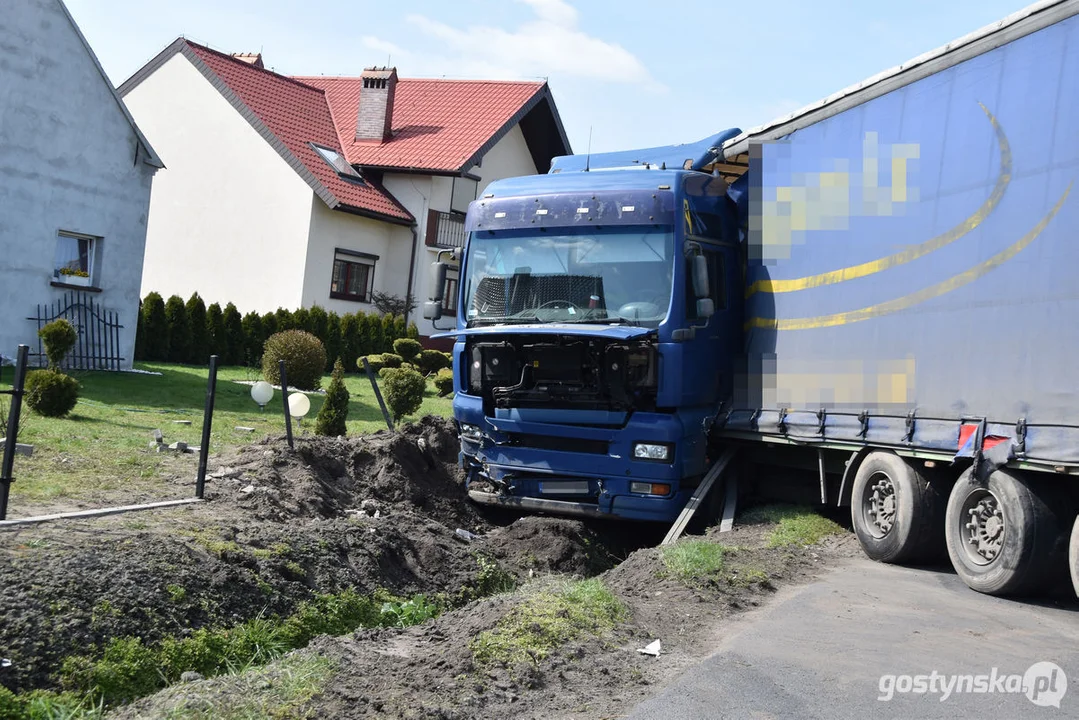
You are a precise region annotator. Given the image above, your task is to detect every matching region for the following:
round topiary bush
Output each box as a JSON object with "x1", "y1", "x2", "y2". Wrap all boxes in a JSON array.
[
  {"x1": 381, "y1": 367, "x2": 426, "y2": 421},
  {"x1": 38, "y1": 318, "x2": 78, "y2": 369},
  {"x1": 392, "y1": 338, "x2": 422, "y2": 364},
  {"x1": 433, "y1": 368, "x2": 454, "y2": 397},
  {"x1": 261, "y1": 330, "x2": 327, "y2": 391},
  {"x1": 417, "y1": 349, "x2": 452, "y2": 375},
  {"x1": 358, "y1": 353, "x2": 401, "y2": 373},
  {"x1": 24, "y1": 369, "x2": 80, "y2": 417}
]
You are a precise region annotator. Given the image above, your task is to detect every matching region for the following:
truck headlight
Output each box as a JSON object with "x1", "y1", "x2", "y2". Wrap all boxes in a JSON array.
[
  {"x1": 460, "y1": 423, "x2": 483, "y2": 441},
  {"x1": 632, "y1": 442, "x2": 672, "y2": 462}
]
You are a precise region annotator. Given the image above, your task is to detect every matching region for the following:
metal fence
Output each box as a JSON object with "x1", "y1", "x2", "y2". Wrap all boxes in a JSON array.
[{"x1": 27, "y1": 290, "x2": 125, "y2": 370}]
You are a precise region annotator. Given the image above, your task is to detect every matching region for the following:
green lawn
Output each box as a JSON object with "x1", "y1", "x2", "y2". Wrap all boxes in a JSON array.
[{"x1": 0, "y1": 362, "x2": 453, "y2": 506}]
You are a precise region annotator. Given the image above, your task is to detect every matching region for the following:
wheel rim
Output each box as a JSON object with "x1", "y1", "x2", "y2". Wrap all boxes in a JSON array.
[
  {"x1": 860, "y1": 471, "x2": 897, "y2": 539},
  {"x1": 958, "y1": 487, "x2": 1006, "y2": 566}
]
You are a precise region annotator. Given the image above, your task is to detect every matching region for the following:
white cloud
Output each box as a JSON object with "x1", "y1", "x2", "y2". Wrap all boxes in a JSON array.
[
  {"x1": 362, "y1": 0, "x2": 661, "y2": 89},
  {"x1": 361, "y1": 35, "x2": 408, "y2": 61}
]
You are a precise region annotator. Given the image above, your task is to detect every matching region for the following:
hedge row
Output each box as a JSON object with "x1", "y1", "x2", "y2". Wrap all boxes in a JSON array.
[{"x1": 134, "y1": 292, "x2": 419, "y2": 371}]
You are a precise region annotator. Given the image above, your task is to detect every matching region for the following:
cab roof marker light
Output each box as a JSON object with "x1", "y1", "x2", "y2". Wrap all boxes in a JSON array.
[
  {"x1": 536, "y1": 208, "x2": 548, "y2": 215},
  {"x1": 483, "y1": 193, "x2": 494, "y2": 198},
  {"x1": 494, "y1": 211, "x2": 506, "y2": 218},
  {"x1": 622, "y1": 205, "x2": 635, "y2": 212},
  {"x1": 658, "y1": 185, "x2": 671, "y2": 190},
  {"x1": 577, "y1": 207, "x2": 589, "y2": 213}
]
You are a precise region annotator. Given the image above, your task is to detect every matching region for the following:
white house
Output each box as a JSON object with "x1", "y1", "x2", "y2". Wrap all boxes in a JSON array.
[
  {"x1": 0, "y1": 0, "x2": 162, "y2": 368},
  {"x1": 119, "y1": 40, "x2": 570, "y2": 347}
]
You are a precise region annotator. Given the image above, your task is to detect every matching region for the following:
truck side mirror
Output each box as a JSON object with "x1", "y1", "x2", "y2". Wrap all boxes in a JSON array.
[
  {"x1": 696, "y1": 298, "x2": 715, "y2": 319},
  {"x1": 692, "y1": 254, "x2": 710, "y2": 299},
  {"x1": 429, "y1": 262, "x2": 448, "y2": 302},
  {"x1": 422, "y1": 301, "x2": 443, "y2": 320}
]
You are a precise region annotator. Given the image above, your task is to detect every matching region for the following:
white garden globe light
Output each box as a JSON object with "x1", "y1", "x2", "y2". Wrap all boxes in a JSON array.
[
  {"x1": 288, "y1": 392, "x2": 311, "y2": 419},
  {"x1": 251, "y1": 381, "x2": 274, "y2": 409}
]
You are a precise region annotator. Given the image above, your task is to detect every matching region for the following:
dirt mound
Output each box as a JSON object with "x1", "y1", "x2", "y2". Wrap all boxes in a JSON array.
[
  {"x1": 212, "y1": 416, "x2": 484, "y2": 530},
  {"x1": 113, "y1": 522, "x2": 862, "y2": 720},
  {"x1": 480, "y1": 517, "x2": 617, "y2": 579},
  {"x1": 0, "y1": 417, "x2": 651, "y2": 696}
]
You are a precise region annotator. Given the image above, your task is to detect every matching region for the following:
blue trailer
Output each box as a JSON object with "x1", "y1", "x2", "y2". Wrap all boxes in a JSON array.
[{"x1": 424, "y1": 0, "x2": 1079, "y2": 596}]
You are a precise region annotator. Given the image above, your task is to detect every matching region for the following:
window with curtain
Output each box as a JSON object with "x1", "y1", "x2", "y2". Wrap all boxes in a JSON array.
[
  {"x1": 329, "y1": 249, "x2": 377, "y2": 302},
  {"x1": 54, "y1": 231, "x2": 96, "y2": 282}
]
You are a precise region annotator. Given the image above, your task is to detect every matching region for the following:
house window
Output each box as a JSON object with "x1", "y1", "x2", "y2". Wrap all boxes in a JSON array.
[
  {"x1": 443, "y1": 272, "x2": 459, "y2": 313},
  {"x1": 54, "y1": 231, "x2": 97, "y2": 284},
  {"x1": 330, "y1": 249, "x2": 377, "y2": 302}
]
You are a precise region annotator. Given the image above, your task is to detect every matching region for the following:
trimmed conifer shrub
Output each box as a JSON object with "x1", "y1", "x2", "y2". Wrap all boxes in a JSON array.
[
  {"x1": 185, "y1": 293, "x2": 208, "y2": 364},
  {"x1": 315, "y1": 359, "x2": 350, "y2": 436},
  {"x1": 38, "y1": 318, "x2": 78, "y2": 369},
  {"x1": 241, "y1": 312, "x2": 264, "y2": 367},
  {"x1": 381, "y1": 367, "x2": 425, "y2": 421},
  {"x1": 223, "y1": 303, "x2": 244, "y2": 365},
  {"x1": 206, "y1": 303, "x2": 226, "y2": 360},
  {"x1": 164, "y1": 295, "x2": 190, "y2": 364},
  {"x1": 25, "y1": 369, "x2": 80, "y2": 417},
  {"x1": 392, "y1": 338, "x2": 422, "y2": 364},
  {"x1": 433, "y1": 368, "x2": 454, "y2": 397},
  {"x1": 140, "y1": 292, "x2": 169, "y2": 361}
]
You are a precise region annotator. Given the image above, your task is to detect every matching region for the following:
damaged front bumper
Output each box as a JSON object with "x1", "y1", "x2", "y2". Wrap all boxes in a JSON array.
[{"x1": 455, "y1": 395, "x2": 706, "y2": 522}]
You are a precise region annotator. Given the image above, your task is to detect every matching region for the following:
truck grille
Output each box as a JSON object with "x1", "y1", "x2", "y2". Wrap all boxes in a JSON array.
[{"x1": 506, "y1": 433, "x2": 609, "y2": 455}]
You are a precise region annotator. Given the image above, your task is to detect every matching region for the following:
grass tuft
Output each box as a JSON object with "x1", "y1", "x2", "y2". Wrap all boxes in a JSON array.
[
  {"x1": 740, "y1": 504, "x2": 845, "y2": 547},
  {"x1": 660, "y1": 540, "x2": 733, "y2": 583},
  {"x1": 470, "y1": 579, "x2": 625, "y2": 667},
  {"x1": 159, "y1": 652, "x2": 335, "y2": 720}
]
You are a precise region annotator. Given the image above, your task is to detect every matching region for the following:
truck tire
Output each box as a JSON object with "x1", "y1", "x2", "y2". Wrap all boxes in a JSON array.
[
  {"x1": 945, "y1": 468, "x2": 1067, "y2": 597},
  {"x1": 1070, "y1": 516, "x2": 1079, "y2": 599},
  {"x1": 850, "y1": 452, "x2": 943, "y2": 563}
]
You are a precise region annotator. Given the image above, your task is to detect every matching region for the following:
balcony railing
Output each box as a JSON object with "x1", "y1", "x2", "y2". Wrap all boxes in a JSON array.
[{"x1": 425, "y1": 210, "x2": 466, "y2": 249}]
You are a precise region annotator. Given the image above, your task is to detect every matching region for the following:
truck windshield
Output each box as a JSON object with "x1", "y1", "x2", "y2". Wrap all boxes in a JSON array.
[{"x1": 462, "y1": 226, "x2": 675, "y2": 327}]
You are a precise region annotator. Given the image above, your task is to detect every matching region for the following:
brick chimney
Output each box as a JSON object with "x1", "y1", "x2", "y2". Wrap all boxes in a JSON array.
[
  {"x1": 231, "y1": 52, "x2": 264, "y2": 69},
  {"x1": 355, "y1": 67, "x2": 397, "y2": 143}
]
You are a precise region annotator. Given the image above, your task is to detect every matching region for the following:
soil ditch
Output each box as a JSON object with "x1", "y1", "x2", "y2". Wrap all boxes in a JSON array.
[
  {"x1": 0, "y1": 416, "x2": 861, "y2": 719},
  {"x1": 0, "y1": 418, "x2": 615, "y2": 696}
]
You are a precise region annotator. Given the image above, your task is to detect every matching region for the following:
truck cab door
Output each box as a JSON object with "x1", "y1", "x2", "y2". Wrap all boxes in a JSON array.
[{"x1": 679, "y1": 241, "x2": 738, "y2": 408}]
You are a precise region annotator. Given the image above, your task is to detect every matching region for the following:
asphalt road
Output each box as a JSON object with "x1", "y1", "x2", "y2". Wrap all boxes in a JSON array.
[{"x1": 627, "y1": 558, "x2": 1079, "y2": 719}]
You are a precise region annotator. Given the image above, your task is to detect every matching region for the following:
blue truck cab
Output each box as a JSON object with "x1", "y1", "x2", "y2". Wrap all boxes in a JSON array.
[{"x1": 424, "y1": 131, "x2": 745, "y2": 521}]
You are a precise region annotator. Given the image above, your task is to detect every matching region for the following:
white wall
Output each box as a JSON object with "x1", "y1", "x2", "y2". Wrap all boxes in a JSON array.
[
  {"x1": 301, "y1": 198, "x2": 414, "y2": 317},
  {"x1": 123, "y1": 53, "x2": 313, "y2": 315},
  {"x1": 0, "y1": 0, "x2": 156, "y2": 368},
  {"x1": 473, "y1": 124, "x2": 538, "y2": 196}
]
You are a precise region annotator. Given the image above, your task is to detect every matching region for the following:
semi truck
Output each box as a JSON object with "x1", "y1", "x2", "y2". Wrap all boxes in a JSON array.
[{"x1": 424, "y1": 0, "x2": 1079, "y2": 597}]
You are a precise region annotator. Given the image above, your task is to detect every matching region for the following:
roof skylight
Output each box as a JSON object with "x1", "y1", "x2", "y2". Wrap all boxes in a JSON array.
[{"x1": 310, "y1": 143, "x2": 364, "y2": 183}]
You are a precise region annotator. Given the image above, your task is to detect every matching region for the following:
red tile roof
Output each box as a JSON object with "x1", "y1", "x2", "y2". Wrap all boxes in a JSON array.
[
  {"x1": 296, "y1": 76, "x2": 546, "y2": 172},
  {"x1": 124, "y1": 40, "x2": 563, "y2": 224},
  {"x1": 184, "y1": 42, "x2": 413, "y2": 222}
]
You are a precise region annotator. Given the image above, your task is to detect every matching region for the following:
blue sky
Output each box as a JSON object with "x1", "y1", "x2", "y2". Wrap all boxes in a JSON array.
[{"x1": 68, "y1": 0, "x2": 1032, "y2": 153}]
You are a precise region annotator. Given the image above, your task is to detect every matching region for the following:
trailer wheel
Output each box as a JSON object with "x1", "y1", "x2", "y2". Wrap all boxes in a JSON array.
[
  {"x1": 944, "y1": 468, "x2": 1066, "y2": 597},
  {"x1": 1069, "y1": 516, "x2": 1079, "y2": 599},
  {"x1": 851, "y1": 452, "x2": 943, "y2": 563}
]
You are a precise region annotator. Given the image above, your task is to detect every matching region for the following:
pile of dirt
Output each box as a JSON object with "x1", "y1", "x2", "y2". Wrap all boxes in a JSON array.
[
  {"x1": 479, "y1": 516, "x2": 618, "y2": 579},
  {"x1": 112, "y1": 522, "x2": 863, "y2": 720},
  {"x1": 212, "y1": 416, "x2": 483, "y2": 530},
  {"x1": 0, "y1": 417, "x2": 616, "y2": 695}
]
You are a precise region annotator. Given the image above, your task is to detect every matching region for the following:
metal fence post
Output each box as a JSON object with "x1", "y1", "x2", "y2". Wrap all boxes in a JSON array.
[
  {"x1": 1, "y1": 345, "x2": 30, "y2": 520},
  {"x1": 362, "y1": 357, "x2": 394, "y2": 431},
  {"x1": 279, "y1": 360, "x2": 294, "y2": 449},
  {"x1": 195, "y1": 355, "x2": 218, "y2": 499}
]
